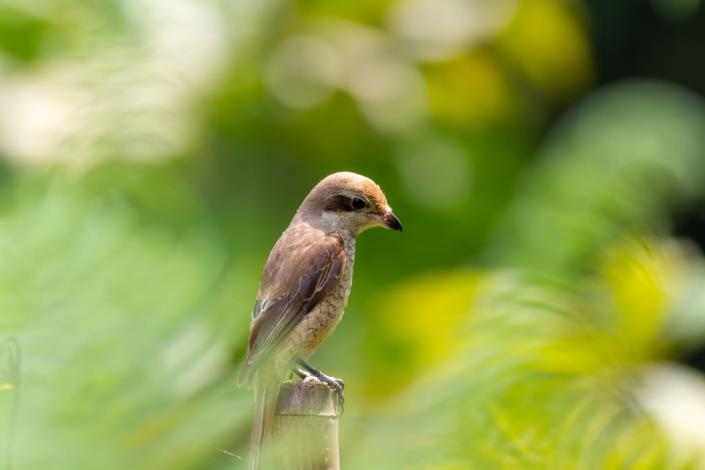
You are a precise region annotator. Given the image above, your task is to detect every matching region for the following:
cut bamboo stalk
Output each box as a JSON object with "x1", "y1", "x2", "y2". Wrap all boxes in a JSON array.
[{"x1": 269, "y1": 380, "x2": 343, "y2": 470}]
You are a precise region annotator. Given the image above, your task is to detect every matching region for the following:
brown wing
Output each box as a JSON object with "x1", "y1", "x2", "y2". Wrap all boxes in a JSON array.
[{"x1": 244, "y1": 230, "x2": 345, "y2": 372}]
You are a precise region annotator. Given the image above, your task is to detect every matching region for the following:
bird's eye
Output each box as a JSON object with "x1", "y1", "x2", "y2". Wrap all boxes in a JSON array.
[{"x1": 351, "y1": 197, "x2": 367, "y2": 210}]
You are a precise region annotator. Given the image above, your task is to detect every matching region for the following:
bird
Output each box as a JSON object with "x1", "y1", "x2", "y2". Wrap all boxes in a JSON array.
[{"x1": 238, "y1": 171, "x2": 402, "y2": 469}]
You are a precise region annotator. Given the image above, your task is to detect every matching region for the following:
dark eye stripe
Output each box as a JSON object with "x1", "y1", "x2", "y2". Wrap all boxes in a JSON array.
[
  {"x1": 325, "y1": 195, "x2": 353, "y2": 212},
  {"x1": 325, "y1": 195, "x2": 368, "y2": 212}
]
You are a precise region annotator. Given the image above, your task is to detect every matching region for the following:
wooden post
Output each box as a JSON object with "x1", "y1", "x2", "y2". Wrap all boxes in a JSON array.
[{"x1": 271, "y1": 380, "x2": 343, "y2": 470}]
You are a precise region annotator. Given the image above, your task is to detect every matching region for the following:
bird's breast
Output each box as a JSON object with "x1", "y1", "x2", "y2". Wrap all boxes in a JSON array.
[{"x1": 292, "y1": 238, "x2": 356, "y2": 356}]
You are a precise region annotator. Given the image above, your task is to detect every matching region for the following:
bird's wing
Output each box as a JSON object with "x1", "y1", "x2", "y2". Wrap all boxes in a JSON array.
[{"x1": 245, "y1": 231, "x2": 345, "y2": 370}]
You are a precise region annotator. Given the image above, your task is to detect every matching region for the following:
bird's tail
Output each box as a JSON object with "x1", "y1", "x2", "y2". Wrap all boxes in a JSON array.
[
  {"x1": 247, "y1": 375, "x2": 280, "y2": 470},
  {"x1": 237, "y1": 359, "x2": 254, "y2": 388}
]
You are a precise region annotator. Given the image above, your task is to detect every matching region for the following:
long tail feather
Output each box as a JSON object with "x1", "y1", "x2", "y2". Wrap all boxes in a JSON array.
[
  {"x1": 237, "y1": 360, "x2": 254, "y2": 388},
  {"x1": 247, "y1": 377, "x2": 280, "y2": 470}
]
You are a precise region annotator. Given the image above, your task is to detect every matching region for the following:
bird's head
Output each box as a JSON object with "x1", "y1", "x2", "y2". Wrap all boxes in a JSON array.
[{"x1": 299, "y1": 171, "x2": 402, "y2": 236}]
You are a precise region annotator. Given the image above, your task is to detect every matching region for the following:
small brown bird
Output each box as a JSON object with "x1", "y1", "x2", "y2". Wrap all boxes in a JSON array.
[{"x1": 238, "y1": 172, "x2": 402, "y2": 469}]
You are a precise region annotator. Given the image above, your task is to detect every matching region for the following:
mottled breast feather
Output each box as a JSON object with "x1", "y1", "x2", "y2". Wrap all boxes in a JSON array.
[{"x1": 245, "y1": 226, "x2": 346, "y2": 370}]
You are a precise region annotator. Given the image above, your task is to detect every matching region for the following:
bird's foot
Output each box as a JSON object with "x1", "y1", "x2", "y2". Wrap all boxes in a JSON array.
[
  {"x1": 294, "y1": 359, "x2": 345, "y2": 402},
  {"x1": 294, "y1": 367, "x2": 317, "y2": 382},
  {"x1": 316, "y1": 372, "x2": 345, "y2": 395}
]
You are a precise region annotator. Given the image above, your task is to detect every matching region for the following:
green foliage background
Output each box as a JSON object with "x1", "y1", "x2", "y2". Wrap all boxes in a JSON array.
[{"x1": 1, "y1": 0, "x2": 705, "y2": 468}]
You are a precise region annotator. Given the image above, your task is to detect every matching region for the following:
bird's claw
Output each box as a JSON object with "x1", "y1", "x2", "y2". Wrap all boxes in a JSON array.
[
  {"x1": 293, "y1": 365, "x2": 344, "y2": 404},
  {"x1": 321, "y1": 374, "x2": 344, "y2": 394},
  {"x1": 304, "y1": 372, "x2": 343, "y2": 395},
  {"x1": 321, "y1": 375, "x2": 344, "y2": 407},
  {"x1": 294, "y1": 358, "x2": 345, "y2": 405},
  {"x1": 330, "y1": 376, "x2": 344, "y2": 391}
]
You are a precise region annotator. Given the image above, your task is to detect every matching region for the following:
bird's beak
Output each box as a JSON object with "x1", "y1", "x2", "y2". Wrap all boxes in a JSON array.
[{"x1": 383, "y1": 210, "x2": 403, "y2": 232}]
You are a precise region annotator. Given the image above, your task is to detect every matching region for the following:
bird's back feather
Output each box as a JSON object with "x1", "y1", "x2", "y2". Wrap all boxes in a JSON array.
[{"x1": 243, "y1": 226, "x2": 345, "y2": 375}]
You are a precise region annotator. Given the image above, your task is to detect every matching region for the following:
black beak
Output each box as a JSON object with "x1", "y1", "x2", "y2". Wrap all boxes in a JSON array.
[{"x1": 384, "y1": 211, "x2": 403, "y2": 232}]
